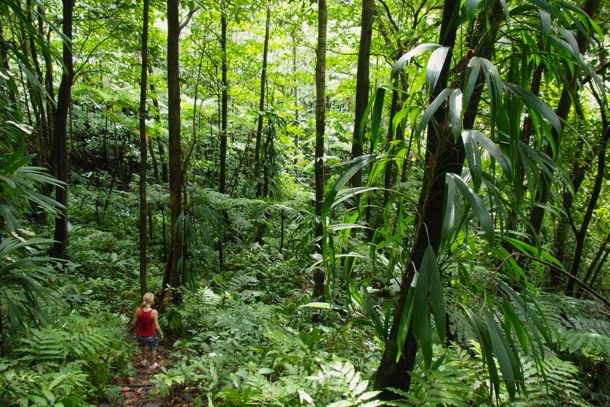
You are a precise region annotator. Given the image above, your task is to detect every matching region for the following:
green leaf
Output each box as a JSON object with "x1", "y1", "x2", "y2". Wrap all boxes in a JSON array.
[
  {"x1": 424, "y1": 247, "x2": 446, "y2": 341},
  {"x1": 467, "y1": 130, "x2": 512, "y2": 175},
  {"x1": 426, "y1": 46, "x2": 451, "y2": 93},
  {"x1": 463, "y1": 0, "x2": 482, "y2": 19},
  {"x1": 485, "y1": 312, "x2": 517, "y2": 398},
  {"x1": 351, "y1": 284, "x2": 387, "y2": 342},
  {"x1": 298, "y1": 302, "x2": 336, "y2": 310},
  {"x1": 441, "y1": 171, "x2": 460, "y2": 247},
  {"x1": 412, "y1": 247, "x2": 440, "y2": 369},
  {"x1": 48, "y1": 374, "x2": 68, "y2": 391},
  {"x1": 446, "y1": 173, "x2": 494, "y2": 243},
  {"x1": 370, "y1": 87, "x2": 387, "y2": 152},
  {"x1": 392, "y1": 43, "x2": 440, "y2": 77},
  {"x1": 448, "y1": 89, "x2": 463, "y2": 141},
  {"x1": 539, "y1": 9, "x2": 551, "y2": 37},
  {"x1": 506, "y1": 82, "x2": 561, "y2": 133},
  {"x1": 396, "y1": 287, "x2": 416, "y2": 361},
  {"x1": 464, "y1": 308, "x2": 501, "y2": 398},
  {"x1": 503, "y1": 236, "x2": 563, "y2": 267},
  {"x1": 461, "y1": 130, "x2": 482, "y2": 190},
  {"x1": 415, "y1": 88, "x2": 453, "y2": 138}
]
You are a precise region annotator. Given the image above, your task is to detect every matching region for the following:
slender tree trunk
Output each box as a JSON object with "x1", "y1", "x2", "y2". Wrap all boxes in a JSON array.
[
  {"x1": 583, "y1": 230, "x2": 610, "y2": 286},
  {"x1": 313, "y1": 0, "x2": 327, "y2": 299},
  {"x1": 0, "y1": 22, "x2": 17, "y2": 105},
  {"x1": 262, "y1": 119, "x2": 273, "y2": 197},
  {"x1": 25, "y1": 0, "x2": 48, "y2": 166},
  {"x1": 138, "y1": 0, "x2": 150, "y2": 296},
  {"x1": 159, "y1": 0, "x2": 183, "y2": 306},
  {"x1": 219, "y1": 1, "x2": 228, "y2": 195},
  {"x1": 216, "y1": 0, "x2": 230, "y2": 271},
  {"x1": 293, "y1": 39, "x2": 299, "y2": 124},
  {"x1": 551, "y1": 137, "x2": 586, "y2": 288},
  {"x1": 350, "y1": 0, "x2": 374, "y2": 188},
  {"x1": 382, "y1": 74, "x2": 408, "y2": 211},
  {"x1": 292, "y1": 37, "x2": 299, "y2": 153},
  {"x1": 50, "y1": 0, "x2": 73, "y2": 260},
  {"x1": 566, "y1": 103, "x2": 609, "y2": 294},
  {"x1": 148, "y1": 138, "x2": 160, "y2": 183},
  {"x1": 42, "y1": 26, "x2": 55, "y2": 161},
  {"x1": 589, "y1": 243, "x2": 610, "y2": 288},
  {"x1": 149, "y1": 77, "x2": 169, "y2": 183},
  {"x1": 529, "y1": 0, "x2": 600, "y2": 235},
  {"x1": 503, "y1": 62, "x2": 543, "y2": 237},
  {"x1": 254, "y1": 6, "x2": 271, "y2": 197}
]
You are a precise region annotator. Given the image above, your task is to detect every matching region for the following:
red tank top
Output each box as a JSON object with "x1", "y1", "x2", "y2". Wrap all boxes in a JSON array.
[{"x1": 136, "y1": 309, "x2": 155, "y2": 337}]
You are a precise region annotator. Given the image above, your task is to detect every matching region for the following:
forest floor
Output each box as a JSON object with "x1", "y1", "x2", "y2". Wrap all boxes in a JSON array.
[{"x1": 117, "y1": 345, "x2": 194, "y2": 407}]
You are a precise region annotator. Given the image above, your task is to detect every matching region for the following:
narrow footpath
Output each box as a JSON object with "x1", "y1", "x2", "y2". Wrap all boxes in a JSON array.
[
  {"x1": 117, "y1": 346, "x2": 170, "y2": 407},
  {"x1": 116, "y1": 345, "x2": 197, "y2": 406}
]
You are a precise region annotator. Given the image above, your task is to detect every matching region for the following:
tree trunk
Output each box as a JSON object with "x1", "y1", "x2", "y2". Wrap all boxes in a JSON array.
[
  {"x1": 149, "y1": 76, "x2": 169, "y2": 183},
  {"x1": 588, "y1": 243, "x2": 610, "y2": 289},
  {"x1": 159, "y1": 0, "x2": 183, "y2": 306},
  {"x1": 566, "y1": 99, "x2": 609, "y2": 294},
  {"x1": 42, "y1": 24, "x2": 55, "y2": 162},
  {"x1": 148, "y1": 137, "x2": 160, "y2": 183},
  {"x1": 551, "y1": 137, "x2": 586, "y2": 288},
  {"x1": 374, "y1": 0, "x2": 501, "y2": 397},
  {"x1": 50, "y1": 0, "x2": 73, "y2": 260},
  {"x1": 583, "y1": 229, "x2": 610, "y2": 287},
  {"x1": 138, "y1": 0, "x2": 150, "y2": 296},
  {"x1": 219, "y1": 1, "x2": 228, "y2": 195},
  {"x1": 349, "y1": 0, "x2": 374, "y2": 189},
  {"x1": 292, "y1": 37, "x2": 299, "y2": 153},
  {"x1": 25, "y1": 0, "x2": 48, "y2": 168},
  {"x1": 254, "y1": 6, "x2": 271, "y2": 197},
  {"x1": 529, "y1": 0, "x2": 600, "y2": 236},
  {"x1": 313, "y1": 0, "x2": 327, "y2": 299},
  {"x1": 0, "y1": 21, "x2": 18, "y2": 105}
]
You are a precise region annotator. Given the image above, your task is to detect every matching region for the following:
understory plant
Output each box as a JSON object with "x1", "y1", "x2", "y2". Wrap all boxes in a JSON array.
[
  {"x1": 152, "y1": 284, "x2": 380, "y2": 406},
  {"x1": 0, "y1": 311, "x2": 131, "y2": 405}
]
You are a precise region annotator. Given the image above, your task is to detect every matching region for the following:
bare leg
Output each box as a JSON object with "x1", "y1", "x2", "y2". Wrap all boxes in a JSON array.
[
  {"x1": 150, "y1": 350, "x2": 157, "y2": 365},
  {"x1": 140, "y1": 346, "x2": 149, "y2": 364}
]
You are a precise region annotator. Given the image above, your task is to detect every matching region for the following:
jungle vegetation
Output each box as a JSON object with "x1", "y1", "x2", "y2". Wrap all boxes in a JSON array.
[{"x1": 0, "y1": 0, "x2": 609, "y2": 405}]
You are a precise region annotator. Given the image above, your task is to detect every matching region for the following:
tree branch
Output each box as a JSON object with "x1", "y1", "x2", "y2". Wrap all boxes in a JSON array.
[
  {"x1": 513, "y1": 252, "x2": 610, "y2": 312},
  {"x1": 180, "y1": 8, "x2": 199, "y2": 31},
  {"x1": 377, "y1": 0, "x2": 398, "y2": 33}
]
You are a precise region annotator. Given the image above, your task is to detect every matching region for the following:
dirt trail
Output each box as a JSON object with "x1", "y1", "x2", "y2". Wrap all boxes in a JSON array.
[{"x1": 116, "y1": 346, "x2": 183, "y2": 407}]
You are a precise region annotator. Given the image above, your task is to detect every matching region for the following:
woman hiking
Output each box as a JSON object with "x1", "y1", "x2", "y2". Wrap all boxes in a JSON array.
[{"x1": 128, "y1": 292, "x2": 164, "y2": 369}]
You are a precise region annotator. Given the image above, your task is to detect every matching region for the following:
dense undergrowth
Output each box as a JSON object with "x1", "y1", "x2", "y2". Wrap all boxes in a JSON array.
[{"x1": 1, "y1": 179, "x2": 609, "y2": 406}]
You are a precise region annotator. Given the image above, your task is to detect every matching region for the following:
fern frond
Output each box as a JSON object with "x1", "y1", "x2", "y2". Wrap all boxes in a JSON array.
[
  {"x1": 555, "y1": 329, "x2": 610, "y2": 358},
  {"x1": 512, "y1": 356, "x2": 591, "y2": 406},
  {"x1": 314, "y1": 359, "x2": 382, "y2": 407},
  {"x1": 192, "y1": 286, "x2": 221, "y2": 307}
]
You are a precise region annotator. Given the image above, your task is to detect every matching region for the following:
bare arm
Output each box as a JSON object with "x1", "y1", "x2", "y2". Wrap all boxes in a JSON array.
[
  {"x1": 152, "y1": 310, "x2": 164, "y2": 339},
  {"x1": 127, "y1": 308, "x2": 140, "y2": 331}
]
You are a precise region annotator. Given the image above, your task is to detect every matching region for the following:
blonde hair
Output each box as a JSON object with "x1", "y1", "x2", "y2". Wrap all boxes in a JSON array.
[{"x1": 140, "y1": 292, "x2": 154, "y2": 308}]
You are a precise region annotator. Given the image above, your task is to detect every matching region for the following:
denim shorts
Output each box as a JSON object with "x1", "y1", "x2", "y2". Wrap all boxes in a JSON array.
[{"x1": 137, "y1": 335, "x2": 158, "y2": 351}]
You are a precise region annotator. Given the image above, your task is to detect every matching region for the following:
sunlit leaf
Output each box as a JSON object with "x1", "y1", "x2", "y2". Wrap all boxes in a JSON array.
[
  {"x1": 392, "y1": 43, "x2": 440, "y2": 77},
  {"x1": 426, "y1": 46, "x2": 451, "y2": 94}
]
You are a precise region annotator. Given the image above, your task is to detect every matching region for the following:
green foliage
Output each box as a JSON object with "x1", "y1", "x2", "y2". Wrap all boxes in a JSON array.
[
  {"x1": 512, "y1": 356, "x2": 590, "y2": 406},
  {"x1": 387, "y1": 345, "x2": 486, "y2": 407},
  {"x1": 0, "y1": 360, "x2": 91, "y2": 406},
  {"x1": 386, "y1": 342, "x2": 591, "y2": 407},
  {"x1": 0, "y1": 236, "x2": 55, "y2": 330},
  {"x1": 0, "y1": 151, "x2": 63, "y2": 231},
  {"x1": 152, "y1": 284, "x2": 379, "y2": 406},
  {"x1": 2, "y1": 1, "x2": 609, "y2": 407},
  {"x1": 0, "y1": 312, "x2": 130, "y2": 405}
]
